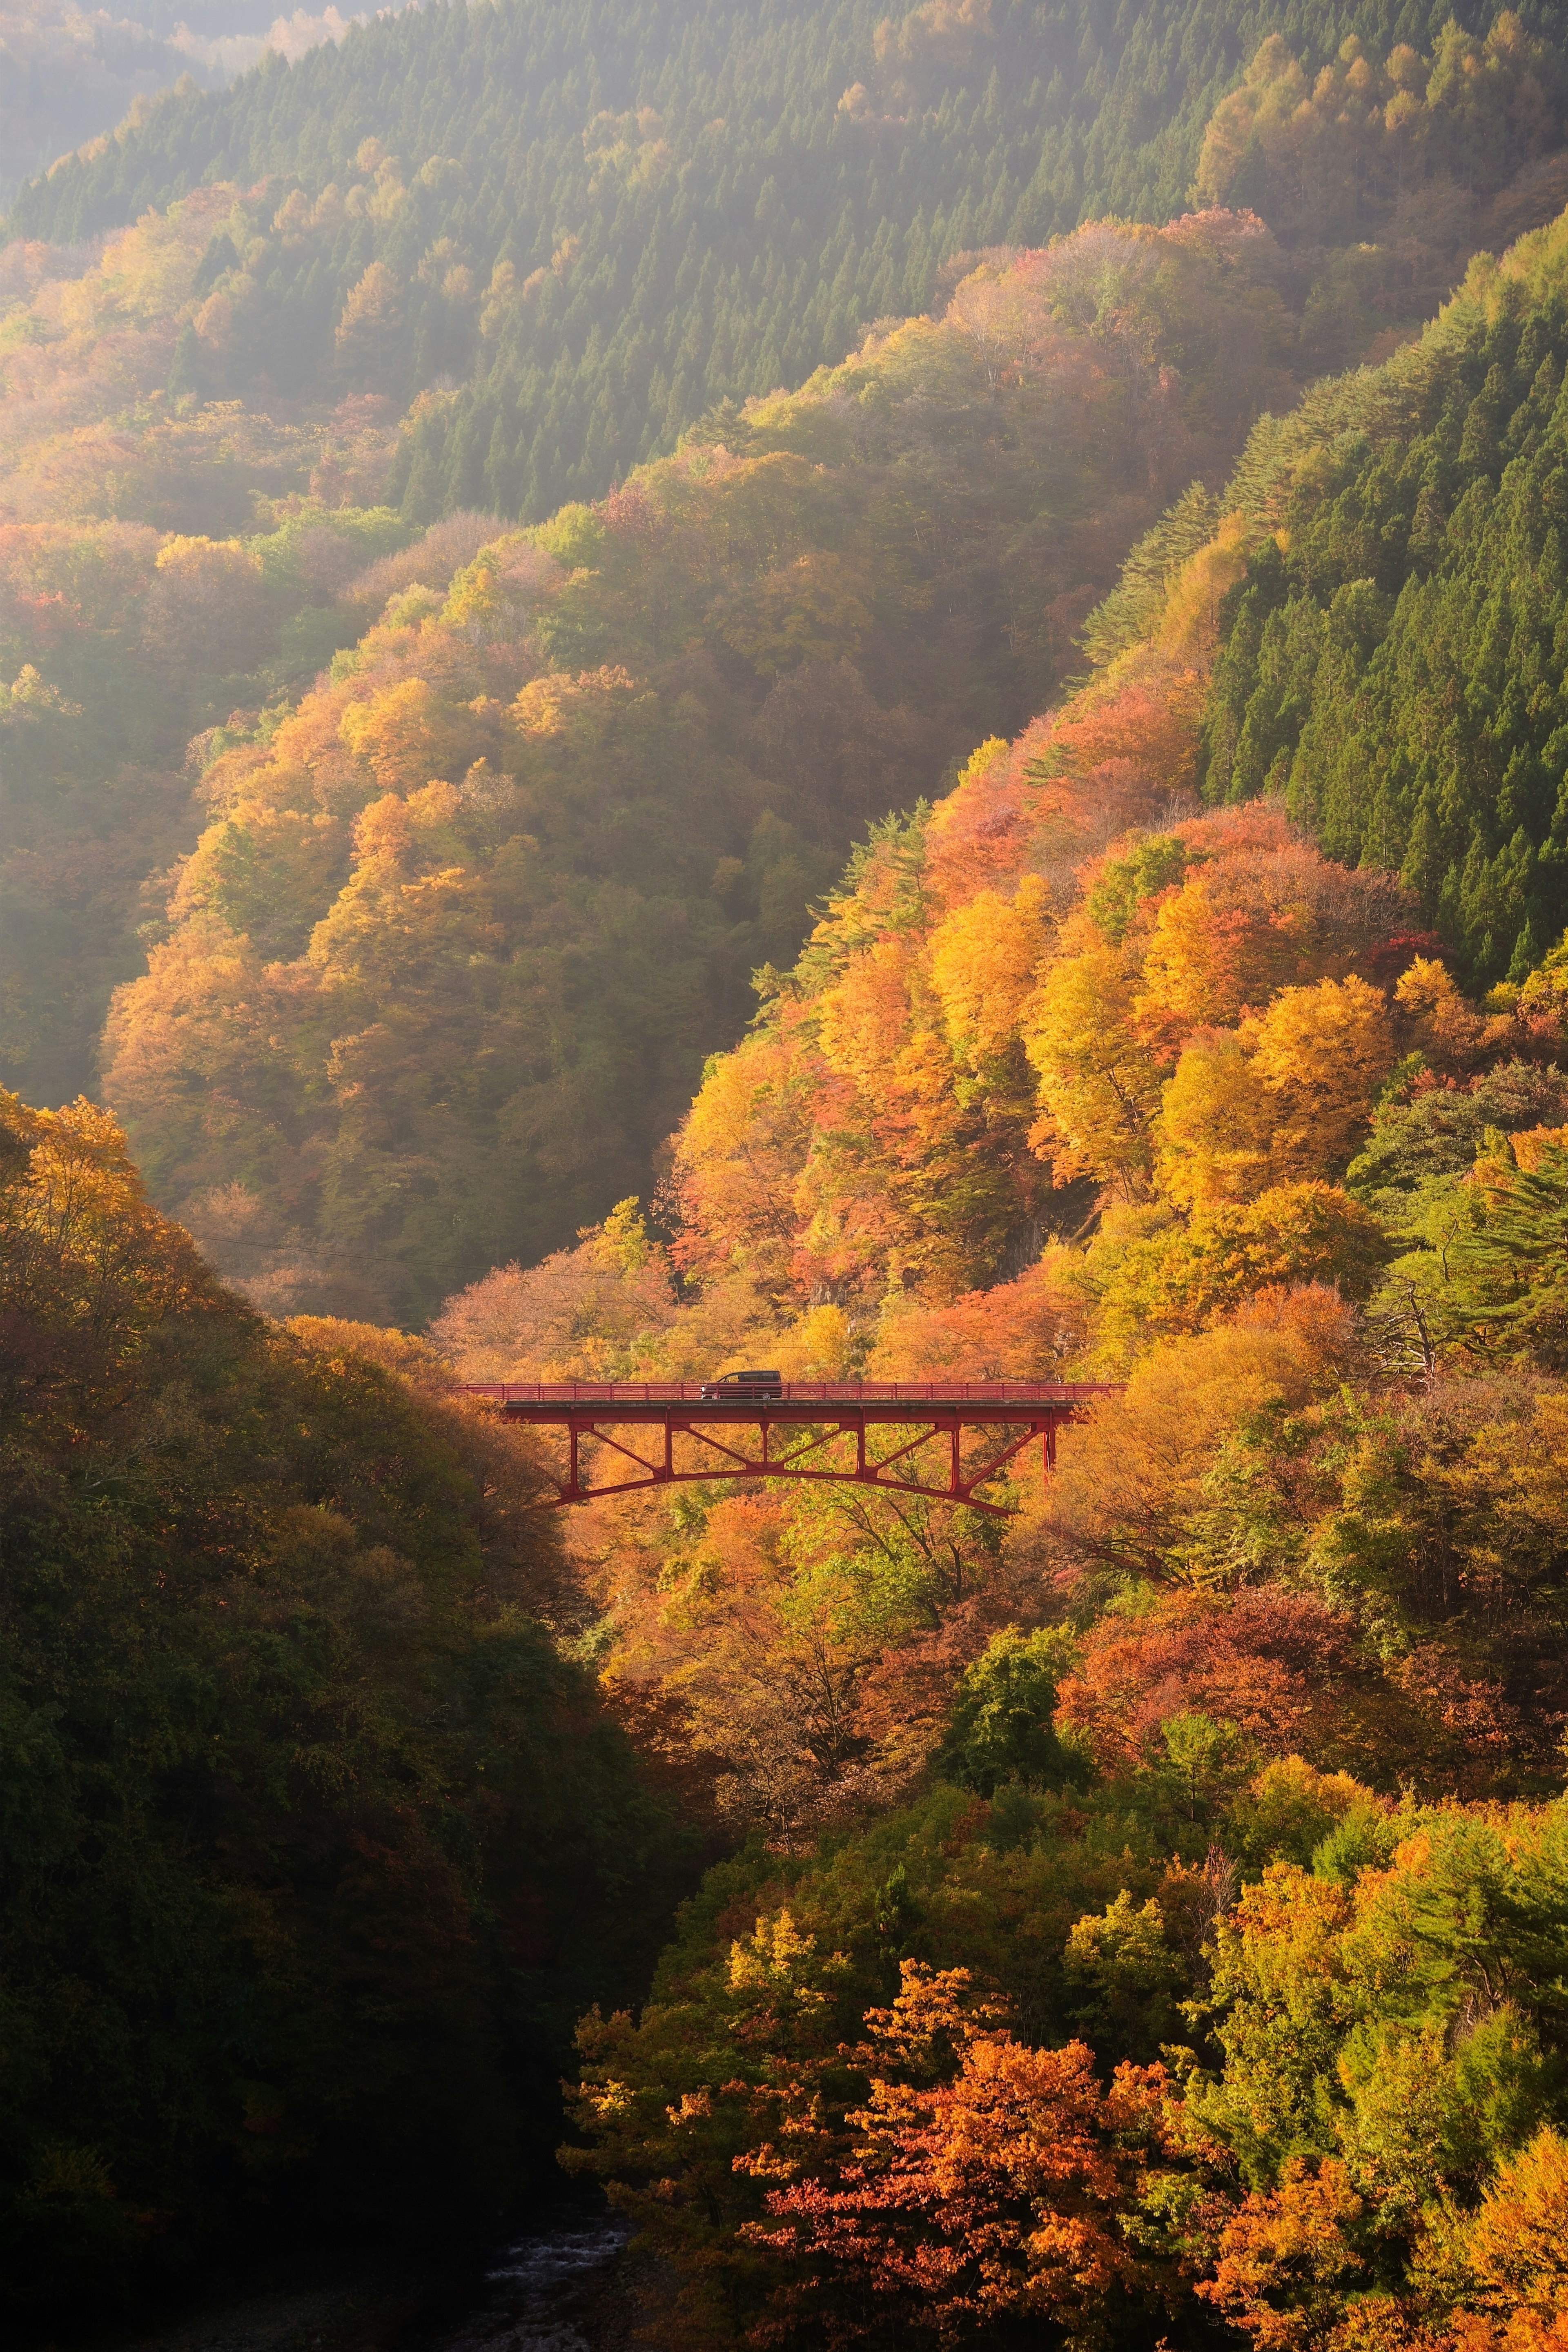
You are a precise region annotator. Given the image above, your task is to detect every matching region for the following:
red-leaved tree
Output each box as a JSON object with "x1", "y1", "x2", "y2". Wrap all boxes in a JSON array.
[{"x1": 744, "y1": 1960, "x2": 1175, "y2": 2347}]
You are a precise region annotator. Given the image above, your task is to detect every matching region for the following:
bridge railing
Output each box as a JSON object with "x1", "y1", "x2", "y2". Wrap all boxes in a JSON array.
[{"x1": 463, "y1": 1380, "x2": 1117, "y2": 1405}]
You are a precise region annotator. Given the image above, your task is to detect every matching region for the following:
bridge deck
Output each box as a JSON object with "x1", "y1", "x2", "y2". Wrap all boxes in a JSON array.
[
  {"x1": 467, "y1": 1379, "x2": 1112, "y2": 1412},
  {"x1": 466, "y1": 1381, "x2": 1116, "y2": 1512}
]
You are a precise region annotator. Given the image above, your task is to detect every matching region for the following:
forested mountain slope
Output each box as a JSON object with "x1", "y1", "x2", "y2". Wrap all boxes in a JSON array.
[
  {"x1": 3, "y1": 9, "x2": 1566, "y2": 1172},
  {"x1": 0, "y1": 187, "x2": 413, "y2": 1111},
  {"x1": 405, "y1": 194, "x2": 1568, "y2": 1868},
  {"x1": 647, "y1": 200, "x2": 1568, "y2": 1330},
  {"x1": 394, "y1": 207, "x2": 1568, "y2": 2352},
  {"x1": 408, "y1": 212, "x2": 1568, "y2": 1895},
  {"x1": 11, "y1": 0, "x2": 1566, "y2": 518},
  {"x1": 1202, "y1": 253, "x2": 1568, "y2": 987},
  {"x1": 98, "y1": 215, "x2": 1296, "y2": 1322},
  {"x1": 0, "y1": 1082, "x2": 687, "y2": 2326}
]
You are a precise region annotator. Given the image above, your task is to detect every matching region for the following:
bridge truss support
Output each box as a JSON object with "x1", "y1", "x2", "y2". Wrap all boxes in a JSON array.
[{"x1": 487, "y1": 1397, "x2": 1087, "y2": 1515}]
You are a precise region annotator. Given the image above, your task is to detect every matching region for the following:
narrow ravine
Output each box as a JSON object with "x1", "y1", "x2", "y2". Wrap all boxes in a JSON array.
[
  {"x1": 428, "y1": 2212, "x2": 635, "y2": 2352},
  {"x1": 96, "y1": 2203, "x2": 643, "y2": 2352}
]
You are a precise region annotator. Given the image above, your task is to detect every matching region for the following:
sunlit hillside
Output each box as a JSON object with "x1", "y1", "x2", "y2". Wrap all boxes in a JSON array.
[
  {"x1": 10, "y1": 6, "x2": 1568, "y2": 2345},
  {"x1": 96, "y1": 211, "x2": 1306, "y2": 1319}
]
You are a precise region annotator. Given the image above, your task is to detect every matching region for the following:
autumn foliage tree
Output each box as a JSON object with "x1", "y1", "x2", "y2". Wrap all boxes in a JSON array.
[{"x1": 748, "y1": 1963, "x2": 1176, "y2": 2349}]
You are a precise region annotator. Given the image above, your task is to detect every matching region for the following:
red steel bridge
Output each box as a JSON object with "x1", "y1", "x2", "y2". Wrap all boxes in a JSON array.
[{"x1": 463, "y1": 1380, "x2": 1117, "y2": 1515}]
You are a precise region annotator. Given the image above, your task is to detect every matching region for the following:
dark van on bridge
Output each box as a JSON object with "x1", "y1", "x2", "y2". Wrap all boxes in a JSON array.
[{"x1": 698, "y1": 1368, "x2": 785, "y2": 1401}]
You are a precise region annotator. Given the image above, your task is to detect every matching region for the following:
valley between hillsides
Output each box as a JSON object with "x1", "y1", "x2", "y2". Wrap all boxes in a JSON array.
[{"x1": 9, "y1": 5, "x2": 1568, "y2": 2348}]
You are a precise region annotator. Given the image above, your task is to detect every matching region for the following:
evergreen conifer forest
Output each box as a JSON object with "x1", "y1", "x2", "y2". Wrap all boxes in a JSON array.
[{"x1": 17, "y1": 2, "x2": 1568, "y2": 2345}]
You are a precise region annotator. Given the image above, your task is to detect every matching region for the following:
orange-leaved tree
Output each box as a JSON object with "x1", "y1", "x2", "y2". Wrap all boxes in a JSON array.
[{"x1": 747, "y1": 1958, "x2": 1180, "y2": 2348}]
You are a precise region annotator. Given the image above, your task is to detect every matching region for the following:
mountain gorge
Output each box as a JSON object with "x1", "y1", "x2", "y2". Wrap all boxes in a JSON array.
[
  {"x1": 99, "y1": 207, "x2": 1305, "y2": 1321},
  {"x1": 12, "y1": 3, "x2": 1568, "y2": 2347}
]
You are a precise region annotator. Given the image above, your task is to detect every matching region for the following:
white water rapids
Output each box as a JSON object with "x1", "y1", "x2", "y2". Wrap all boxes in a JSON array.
[{"x1": 430, "y1": 2211, "x2": 633, "y2": 2352}]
